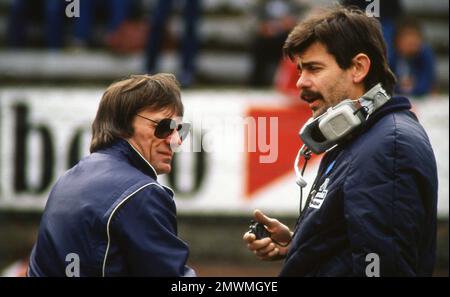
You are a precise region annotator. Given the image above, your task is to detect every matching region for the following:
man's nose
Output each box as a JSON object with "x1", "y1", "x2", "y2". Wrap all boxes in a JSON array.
[
  {"x1": 296, "y1": 73, "x2": 312, "y2": 89},
  {"x1": 166, "y1": 130, "x2": 182, "y2": 149}
]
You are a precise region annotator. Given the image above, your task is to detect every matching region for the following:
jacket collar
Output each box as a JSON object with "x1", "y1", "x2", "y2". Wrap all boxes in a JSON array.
[
  {"x1": 335, "y1": 96, "x2": 413, "y2": 151},
  {"x1": 106, "y1": 138, "x2": 158, "y2": 180},
  {"x1": 365, "y1": 96, "x2": 413, "y2": 127}
]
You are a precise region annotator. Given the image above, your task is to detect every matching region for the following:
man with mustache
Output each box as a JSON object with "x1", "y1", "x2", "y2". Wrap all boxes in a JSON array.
[
  {"x1": 243, "y1": 6, "x2": 438, "y2": 276},
  {"x1": 28, "y1": 74, "x2": 195, "y2": 276}
]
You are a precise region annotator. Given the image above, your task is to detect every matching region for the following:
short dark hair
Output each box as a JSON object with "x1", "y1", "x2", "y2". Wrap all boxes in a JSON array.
[
  {"x1": 283, "y1": 6, "x2": 396, "y2": 95},
  {"x1": 90, "y1": 73, "x2": 183, "y2": 153}
]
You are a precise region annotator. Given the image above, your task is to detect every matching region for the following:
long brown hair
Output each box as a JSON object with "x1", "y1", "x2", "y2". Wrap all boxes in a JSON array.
[{"x1": 90, "y1": 73, "x2": 183, "y2": 153}]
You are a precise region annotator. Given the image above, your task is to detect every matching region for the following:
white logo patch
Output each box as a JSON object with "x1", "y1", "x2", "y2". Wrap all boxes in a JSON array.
[{"x1": 309, "y1": 178, "x2": 330, "y2": 209}]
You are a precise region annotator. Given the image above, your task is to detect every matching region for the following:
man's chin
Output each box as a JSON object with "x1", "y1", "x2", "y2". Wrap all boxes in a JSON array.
[
  {"x1": 310, "y1": 101, "x2": 329, "y2": 118},
  {"x1": 155, "y1": 164, "x2": 171, "y2": 175},
  {"x1": 312, "y1": 108, "x2": 326, "y2": 119}
]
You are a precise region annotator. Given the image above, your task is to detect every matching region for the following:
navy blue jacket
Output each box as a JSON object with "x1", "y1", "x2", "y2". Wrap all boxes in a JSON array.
[
  {"x1": 28, "y1": 139, "x2": 195, "y2": 277},
  {"x1": 280, "y1": 97, "x2": 438, "y2": 277}
]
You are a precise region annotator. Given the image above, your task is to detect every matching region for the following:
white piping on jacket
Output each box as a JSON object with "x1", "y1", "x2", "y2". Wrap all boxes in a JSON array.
[
  {"x1": 126, "y1": 140, "x2": 158, "y2": 178},
  {"x1": 126, "y1": 140, "x2": 176, "y2": 196},
  {"x1": 101, "y1": 182, "x2": 166, "y2": 277}
]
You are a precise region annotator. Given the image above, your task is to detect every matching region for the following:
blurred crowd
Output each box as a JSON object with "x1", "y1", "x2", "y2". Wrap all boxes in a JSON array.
[{"x1": 4, "y1": 0, "x2": 441, "y2": 93}]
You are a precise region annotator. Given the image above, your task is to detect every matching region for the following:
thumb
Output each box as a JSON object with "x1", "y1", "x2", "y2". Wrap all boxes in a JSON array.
[{"x1": 254, "y1": 209, "x2": 277, "y2": 228}]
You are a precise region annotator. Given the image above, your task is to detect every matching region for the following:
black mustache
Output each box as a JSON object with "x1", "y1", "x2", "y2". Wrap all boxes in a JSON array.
[{"x1": 300, "y1": 90, "x2": 323, "y2": 103}]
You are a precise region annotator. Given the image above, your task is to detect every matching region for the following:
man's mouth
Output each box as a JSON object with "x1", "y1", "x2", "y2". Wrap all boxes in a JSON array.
[
  {"x1": 158, "y1": 151, "x2": 173, "y2": 157},
  {"x1": 300, "y1": 90, "x2": 323, "y2": 103}
]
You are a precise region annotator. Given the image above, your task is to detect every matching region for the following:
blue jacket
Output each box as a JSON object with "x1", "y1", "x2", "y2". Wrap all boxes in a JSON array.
[
  {"x1": 28, "y1": 139, "x2": 195, "y2": 277},
  {"x1": 280, "y1": 96, "x2": 438, "y2": 277}
]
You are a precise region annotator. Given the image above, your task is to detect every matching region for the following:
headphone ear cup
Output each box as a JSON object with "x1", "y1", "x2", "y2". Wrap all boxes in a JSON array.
[
  {"x1": 300, "y1": 117, "x2": 327, "y2": 154},
  {"x1": 311, "y1": 122, "x2": 327, "y2": 142},
  {"x1": 299, "y1": 100, "x2": 364, "y2": 154},
  {"x1": 318, "y1": 102, "x2": 362, "y2": 141}
]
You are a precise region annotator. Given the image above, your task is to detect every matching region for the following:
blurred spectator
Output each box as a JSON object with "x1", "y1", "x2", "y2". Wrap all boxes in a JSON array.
[
  {"x1": 7, "y1": 0, "x2": 65, "y2": 49},
  {"x1": 145, "y1": 0, "x2": 201, "y2": 88},
  {"x1": 71, "y1": 0, "x2": 133, "y2": 49},
  {"x1": 389, "y1": 17, "x2": 436, "y2": 96},
  {"x1": 104, "y1": 19, "x2": 149, "y2": 54},
  {"x1": 249, "y1": 0, "x2": 299, "y2": 87},
  {"x1": 340, "y1": 0, "x2": 404, "y2": 56}
]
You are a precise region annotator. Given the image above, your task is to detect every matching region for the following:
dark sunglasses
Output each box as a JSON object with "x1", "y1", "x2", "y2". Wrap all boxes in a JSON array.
[{"x1": 136, "y1": 114, "x2": 191, "y2": 141}]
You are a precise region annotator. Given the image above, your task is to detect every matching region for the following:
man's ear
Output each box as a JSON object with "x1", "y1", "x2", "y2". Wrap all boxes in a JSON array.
[{"x1": 351, "y1": 53, "x2": 371, "y2": 84}]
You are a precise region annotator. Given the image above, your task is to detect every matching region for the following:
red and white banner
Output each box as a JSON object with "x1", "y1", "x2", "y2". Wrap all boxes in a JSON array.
[{"x1": 0, "y1": 89, "x2": 448, "y2": 218}]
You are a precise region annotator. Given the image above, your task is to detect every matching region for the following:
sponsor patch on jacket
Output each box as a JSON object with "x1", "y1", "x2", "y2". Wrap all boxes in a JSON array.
[{"x1": 309, "y1": 178, "x2": 330, "y2": 209}]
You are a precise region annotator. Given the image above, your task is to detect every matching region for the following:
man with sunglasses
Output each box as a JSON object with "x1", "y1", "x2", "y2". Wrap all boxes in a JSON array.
[{"x1": 28, "y1": 74, "x2": 194, "y2": 277}]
